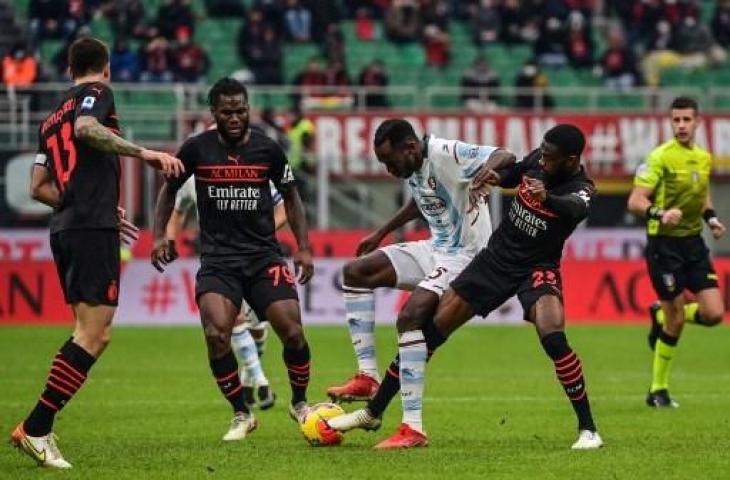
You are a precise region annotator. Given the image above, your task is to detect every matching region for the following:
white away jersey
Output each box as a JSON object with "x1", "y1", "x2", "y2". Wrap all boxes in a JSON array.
[{"x1": 407, "y1": 135, "x2": 496, "y2": 255}]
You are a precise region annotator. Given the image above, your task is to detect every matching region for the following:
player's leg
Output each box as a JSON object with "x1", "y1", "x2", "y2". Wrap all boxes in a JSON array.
[
  {"x1": 525, "y1": 285, "x2": 602, "y2": 449},
  {"x1": 198, "y1": 291, "x2": 256, "y2": 440},
  {"x1": 685, "y1": 241, "x2": 724, "y2": 326},
  {"x1": 231, "y1": 303, "x2": 274, "y2": 409},
  {"x1": 12, "y1": 230, "x2": 120, "y2": 468},
  {"x1": 329, "y1": 242, "x2": 429, "y2": 402}
]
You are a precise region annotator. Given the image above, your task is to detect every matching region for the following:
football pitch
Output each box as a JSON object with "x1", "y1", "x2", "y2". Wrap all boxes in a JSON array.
[{"x1": 1, "y1": 324, "x2": 729, "y2": 479}]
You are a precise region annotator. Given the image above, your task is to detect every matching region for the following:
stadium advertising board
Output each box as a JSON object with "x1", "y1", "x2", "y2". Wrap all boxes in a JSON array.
[
  {"x1": 2, "y1": 256, "x2": 729, "y2": 325},
  {"x1": 310, "y1": 112, "x2": 730, "y2": 178}
]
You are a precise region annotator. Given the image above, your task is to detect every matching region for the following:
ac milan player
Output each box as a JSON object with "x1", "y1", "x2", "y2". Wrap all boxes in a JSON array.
[
  {"x1": 151, "y1": 78, "x2": 314, "y2": 441},
  {"x1": 11, "y1": 37, "x2": 183, "y2": 469}
]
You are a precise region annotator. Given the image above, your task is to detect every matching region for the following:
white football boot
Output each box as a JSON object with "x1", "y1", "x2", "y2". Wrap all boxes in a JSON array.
[
  {"x1": 571, "y1": 430, "x2": 604, "y2": 450},
  {"x1": 11, "y1": 424, "x2": 72, "y2": 469},
  {"x1": 288, "y1": 401, "x2": 310, "y2": 424},
  {"x1": 222, "y1": 411, "x2": 257, "y2": 441},
  {"x1": 326, "y1": 408, "x2": 382, "y2": 432}
]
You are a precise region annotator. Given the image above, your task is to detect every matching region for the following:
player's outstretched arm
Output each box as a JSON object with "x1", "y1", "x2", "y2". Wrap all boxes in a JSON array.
[
  {"x1": 150, "y1": 183, "x2": 179, "y2": 272},
  {"x1": 74, "y1": 116, "x2": 184, "y2": 177},
  {"x1": 356, "y1": 198, "x2": 421, "y2": 256},
  {"x1": 527, "y1": 177, "x2": 594, "y2": 221},
  {"x1": 29, "y1": 164, "x2": 60, "y2": 208},
  {"x1": 282, "y1": 186, "x2": 314, "y2": 284},
  {"x1": 627, "y1": 186, "x2": 682, "y2": 226}
]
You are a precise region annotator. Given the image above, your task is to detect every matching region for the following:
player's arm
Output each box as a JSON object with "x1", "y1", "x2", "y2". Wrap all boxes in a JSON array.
[
  {"x1": 165, "y1": 207, "x2": 187, "y2": 241},
  {"x1": 29, "y1": 163, "x2": 60, "y2": 208},
  {"x1": 542, "y1": 183, "x2": 595, "y2": 221},
  {"x1": 273, "y1": 201, "x2": 288, "y2": 231},
  {"x1": 356, "y1": 198, "x2": 421, "y2": 256},
  {"x1": 497, "y1": 148, "x2": 541, "y2": 189},
  {"x1": 627, "y1": 151, "x2": 682, "y2": 225},
  {"x1": 281, "y1": 185, "x2": 314, "y2": 284},
  {"x1": 703, "y1": 191, "x2": 726, "y2": 239}
]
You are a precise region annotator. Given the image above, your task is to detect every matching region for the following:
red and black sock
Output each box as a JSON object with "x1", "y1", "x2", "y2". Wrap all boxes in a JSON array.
[
  {"x1": 283, "y1": 343, "x2": 310, "y2": 404},
  {"x1": 541, "y1": 331, "x2": 596, "y2": 432},
  {"x1": 24, "y1": 338, "x2": 96, "y2": 437},
  {"x1": 210, "y1": 350, "x2": 249, "y2": 414}
]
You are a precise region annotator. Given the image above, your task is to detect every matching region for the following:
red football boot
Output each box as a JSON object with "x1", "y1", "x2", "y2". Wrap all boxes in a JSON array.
[
  {"x1": 373, "y1": 423, "x2": 429, "y2": 450},
  {"x1": 326, "y1": 373, "x2": 380, "y2": 402}
]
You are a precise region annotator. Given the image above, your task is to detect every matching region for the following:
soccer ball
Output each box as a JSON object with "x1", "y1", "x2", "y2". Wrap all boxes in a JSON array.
[{"x1": 300, "y1": 402, "x2": 345, "y2": 446}]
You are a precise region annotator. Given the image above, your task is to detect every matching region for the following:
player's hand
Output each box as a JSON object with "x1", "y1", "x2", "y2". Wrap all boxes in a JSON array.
[
  {"x1": 661, "y1": 208, "x2": 682, "y2": 226},
  {"x1": 472, "y1": 167, "x2": 501, "y2": 188},
  {"x1": 141, "y1": 148, "x2": 185, "y2": 178},
  {"x1": 356, "y1": 232, "x2": 384, "y2": 257},
  {"x1": 117, "y1": 207, "x2": 139, "y2": 245},
  {"x1": 293, "y1": 248, "x2": 314, "y2": 284},
  {"x1": 524, "y1": 176, "x2": 546, "y2": 202},
  {"x1": 708, "y1": 217, "x2": 726, "y2": 239},
  {"x1": 150, "y1": 238, "x2": 178, "y2": 273}
]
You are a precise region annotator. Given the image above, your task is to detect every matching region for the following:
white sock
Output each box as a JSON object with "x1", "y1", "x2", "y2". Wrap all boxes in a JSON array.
[
  {"x1": 344, "y1": 286, "x2": 379, "y2": 381},
  {"x1": 231, "y1": 325, "x2": 268, "y2": 386},
  {"x1": 399, "y1": 330, "x2": 427, "y2": 434}
]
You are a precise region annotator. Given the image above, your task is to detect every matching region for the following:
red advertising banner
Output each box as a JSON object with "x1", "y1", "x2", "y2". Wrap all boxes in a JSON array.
[
  {"x1": 2, "y1": 258, "x2": 728, "y2": 325},
  {"x1": 309, "y1": 112, "x2": 730, "y2": 178}
]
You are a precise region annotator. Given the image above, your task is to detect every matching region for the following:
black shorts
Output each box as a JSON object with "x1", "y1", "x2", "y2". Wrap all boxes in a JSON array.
[
  {"x1": 50, "y1": 229, "x2": 121, "y2": 306},
  {"x1": 645, "y1": 235, "x2": 718, "y2": 301},
  {"x1": 195, "y1": 255, "x2": 299, "y2": 319},
  {"x1": 450, "y1": 249, "x2": 563, "y2": 321}
]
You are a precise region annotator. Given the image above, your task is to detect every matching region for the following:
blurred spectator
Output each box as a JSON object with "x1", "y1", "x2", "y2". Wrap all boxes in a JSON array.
[
  {"x1": 500, "y1": 0, "x2": 539, "y2": 44},
  {"x1": 421, "y1": 0, "x2": 450, "y2": 32},
  {"x1": 256, "y1": 107, "x2": 290, "y2": 149},
  {"x1": 28, "y1": 0, "x2": 75, "y2": 49},
  {"x1": 53, "y1": 26, "x2": 92, "y2": 79},
  {"x1": 2, "y1": 44, "x2": 38, "y2": 87},
  {"x1": 514, "y1": 61, "x2": 554, "y2": 110},
  {"x1": 646, "y1": 19, "x2": 674, "y2": 52},
  {"x1": 291, "y1": 57, "x2": 327, "y2": 108},
  {"x1": 471, "y1": 0, "x2": 501, "y2": 45},
  {"x1": 284, "y1": 0, "x2": 313, "y2": 43},
  {"x1": 643, "y1": 15, "x2": 727, "y2": 86},
  {"x1": 102, "y1": 0, "x2": 148, "y2": 39},
  {"x1": 140, "y1": 32, "x2": 174, "y2": 82},
  {"x1": 599, "y1": 26, "x2": 642, "y2": 89},
  {"x1": 423, "y1": 25, "x2": 451, "y2": 68},
  {"x1": 287, "y1": 105, "x2": 316, "y2": 200},
  {"x1": 323, "y1": 58, "x2": 351, "y2": 93},
  {"x1": 385, "y1": 0, "x2": 421, "y2": 43},
  {"x1": 565, "y1": 10, "x2": 594, "y2": 68},
  {"x1": 110, "y1": 37, "x2": 141, "y2": 82},
  {"x1": 205, "y1": 0, "x2": 246, "y2": 17},
  {"x1": 238, "y1": 8, "x2": 267, "y2": 63},
  {"x1": 171, "y1": 27, "x2": 210, "y2": 83},
  {"x1": 534, "y1": 16, "x2": 568, "y2": 67},
  {"x1": 633, "y1": 0, "x2": 667, "y2": 45},
  {"x1": 244, "y1": 24, "x2": 283, "y2": 85},
  {"x1": 355, "y1": 7, "x2": 378, "y2": 41},
  {"x1": 461, "y1": 54, "x2": 500, "y2": 111},
  {"x1": 252, "y1": 0, "x2": 285, "y2": 32},
  {"x1": 358, "y1": 59, "x2": 389, "y2": 108},
  {"x1": 309, "y1": 1, "x2": 343, "y2": 43},
  {"x1": 321, "y1": 23, "x2": 346, "y2": 63},
  {"x1": 713, "y1": 0, "x2": 730, "y2": 48},
  {"x1": 156, "y1": 0, "x2": 196, "y2": 41}
]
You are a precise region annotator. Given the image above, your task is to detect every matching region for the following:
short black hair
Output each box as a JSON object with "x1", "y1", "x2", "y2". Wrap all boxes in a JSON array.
[
  {"x1": 670, "y1": 96, "x2": 698, "y2": 112},
  {"x1": 373, "y1": 119, "x2": 418, "y2": 149},
  {"x1": 544, "y1": 124, "x2": 586, "y2": 157},
  {"x1": 68, "y1": 37, "x2": 109, "y2": 78},
  {"x1": 208, "y1": 77, "x2": 248, "y2": 108}
]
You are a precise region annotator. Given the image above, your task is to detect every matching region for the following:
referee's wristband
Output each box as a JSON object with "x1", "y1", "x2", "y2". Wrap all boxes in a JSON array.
[
  {"x1": 646, "y1": 206, "x2": 665, "y2": 220},
  {"x1": 703, "y1": 208, "x2": 718, "y2": 224}
]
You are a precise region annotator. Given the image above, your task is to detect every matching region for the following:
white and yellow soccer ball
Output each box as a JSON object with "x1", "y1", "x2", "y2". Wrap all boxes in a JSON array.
[{"x1": 300, "y1": 402, "x2": 345, "y2": 446}]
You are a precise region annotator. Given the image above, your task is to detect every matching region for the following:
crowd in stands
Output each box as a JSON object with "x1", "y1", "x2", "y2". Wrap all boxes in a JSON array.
[{"x1": 2, "y1": 0, "x2": 729, "y2": 109}]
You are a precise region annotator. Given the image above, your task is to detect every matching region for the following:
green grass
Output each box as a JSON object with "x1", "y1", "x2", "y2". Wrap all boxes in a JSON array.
[{"x1": 1, "y1": 325, "x2": 730, "y2": 479}]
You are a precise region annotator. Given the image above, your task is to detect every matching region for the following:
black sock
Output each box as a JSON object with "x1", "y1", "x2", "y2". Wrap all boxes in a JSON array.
[
  {"x1": 540, "y1": 331, "x2": 596, "y2": 432},
  {"x1": 283, "y1": 342, "x2": 310, "y2": 404},
  {"x1": 210, "y1": 350, "x2": 249, "y2": 414},
  {"x1": 367, "y1": 356, "x2": 400, "y2": 417},
  {"x1": 24, "y1": 338, "x2": 96, "y2": 437}
]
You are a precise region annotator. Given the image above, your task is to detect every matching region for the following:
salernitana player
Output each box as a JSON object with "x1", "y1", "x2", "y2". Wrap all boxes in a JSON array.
[
  {"x1": 150, "y1": 78, "x2": 315, "y2": 441},
  {"x1": 11, "y1": 37, "x2": 183, "y2": 469},
  {"x1": 627, "y1": 96, "x2": 726, "y2": 408},
  {"x1": 326, "y1": 125, "x2": 603, "y2": 450}
]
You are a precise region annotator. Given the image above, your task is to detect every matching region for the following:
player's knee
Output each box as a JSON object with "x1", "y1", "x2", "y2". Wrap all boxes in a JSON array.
[
  {"x1": 396, "y1": 308, "x2": 422, "y2": 332},
  {"x1": 204, "y1": 325, "x2": 231, "y2": 354},
  {"x1": 343, "y1": 261, "x2": 369, "y2": 288},
  {"x1": 701, "y1": 310, "x2": 724, "y2": 326},
  {"x1": 279, "y1": 322, "x2": 305, "y2": 350}
]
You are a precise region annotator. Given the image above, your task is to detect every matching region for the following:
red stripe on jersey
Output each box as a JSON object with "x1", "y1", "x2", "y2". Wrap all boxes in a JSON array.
[{"x1": 196, "y1": 165, "x2": 269, "y2": 170}]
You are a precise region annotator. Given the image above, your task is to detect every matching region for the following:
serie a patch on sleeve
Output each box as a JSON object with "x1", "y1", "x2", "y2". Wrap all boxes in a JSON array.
[{"x1": 81, "y1": 96, "x2": 96, "y2": 110}]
